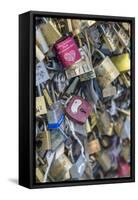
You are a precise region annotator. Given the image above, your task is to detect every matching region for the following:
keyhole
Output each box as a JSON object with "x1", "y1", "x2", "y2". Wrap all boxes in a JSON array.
[{"x1": 80, "y1": 108, "x2": 86, "y2": 114}]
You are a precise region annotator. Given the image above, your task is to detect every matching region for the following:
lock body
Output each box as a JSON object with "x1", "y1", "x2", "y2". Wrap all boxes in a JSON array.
[
  {"x1": 54, "y1": 36, "x2": 81, "y2": 69},
  {"x1": 94, "y1": 56, "x2": 120, "y2": 88},
  {"x1": 65, "y1": 96, "x2": 92, "y2": 124}
]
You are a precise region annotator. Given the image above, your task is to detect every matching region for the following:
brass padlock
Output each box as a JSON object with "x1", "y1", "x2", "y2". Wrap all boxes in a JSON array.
[
  {"x1": 36, "y1": 120, "x2": 51, "y2": 152},
  {"x1": 36, "y1": 45, "x2": 45, "y2": 62},
  {"x1": 36, "y1": 167, "x2": 44, "y2": 183},
  {"x1": 96, "y1": 151, "x2": 112, "y2": 172},
  {"x1": 94, "y1": 49, "x2": 120, "y2": 88},
  {"x1": 97, "y1": 110, "x2": 113, "y2": 136},
  {"x1": 111, "y1": 53, "x2": 130, "y2": 72},
  {"x1": 49, "y1": 154, "x2": 72, "y2": 181},
  {"x1": 87, "y1": 132, "x2": 101, "y2": 154},
  {"x1": 36, "y1": 96, "x2": 47, "y2": 116},
  {"x1": 40, "y1": 18, "x2": 62, "y2": 46}
]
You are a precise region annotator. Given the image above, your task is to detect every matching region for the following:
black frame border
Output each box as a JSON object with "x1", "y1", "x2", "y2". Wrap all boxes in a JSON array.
[{"x1": 19, "y1": 11, "x2": 135, "y2": 189}]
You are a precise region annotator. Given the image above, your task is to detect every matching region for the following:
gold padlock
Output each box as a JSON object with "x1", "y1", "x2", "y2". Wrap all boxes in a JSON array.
[
  {"x1": 36, "y1": 45, "x2": 45, "y2": 62},
  {"x1": 111, "y1": 53, "x2": 130, "y2": 72},
  {"x1": 49, "y1": 154, "x2": 72, "y2": 181},
  {"x1": 94, "y1": 49, "x2": 120, "y2": 88},
  {"x1": 40, "y1": 19, "x2": 62, "y2": 46},
  {"x1": 36, "y1": 96, "x2": 47, "y2": 116}
]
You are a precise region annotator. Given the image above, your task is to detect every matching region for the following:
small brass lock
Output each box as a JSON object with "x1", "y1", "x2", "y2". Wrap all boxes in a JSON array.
[{"x1": 111, "y1": 53, "x2": 130, "y2": 72}]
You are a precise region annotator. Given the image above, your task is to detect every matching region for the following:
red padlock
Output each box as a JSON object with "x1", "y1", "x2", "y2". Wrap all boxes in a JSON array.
[
  {"x1": 65, "y1": 96, "x2": 92, "y2": 124},
  {"x1": 54, "y1": 36, "x2": 81, "y2": 69}
]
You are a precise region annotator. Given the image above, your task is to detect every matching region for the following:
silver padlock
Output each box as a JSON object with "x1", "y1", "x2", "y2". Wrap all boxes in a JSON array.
[{"x1": 36, "y1": 61, "x2": 50, "y2": 86}]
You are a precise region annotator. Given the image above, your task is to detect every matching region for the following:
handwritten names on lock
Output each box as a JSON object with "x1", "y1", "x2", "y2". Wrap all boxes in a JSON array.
[{"x1": 35, "y1": 17, "x2": 131, "y2": 183}]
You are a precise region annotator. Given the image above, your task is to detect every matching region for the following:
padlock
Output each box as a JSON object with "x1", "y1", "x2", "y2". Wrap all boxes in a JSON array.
[
  {"x1": 65, "y1": 46, "x2": 94, "y2": 79},
  {"x1": 70, "y1": 154, "x2": 86, "y2": 179},
  {"x1": 36, "y1": 120, "x2": 51, "y2": 152},
  {"x1": 114, "y1": 116, "x2": 125, "y2": 137},
  {"x1": 117, "y1": 158, "x2": 130, "y2": 177},
  {"x1": 120, "y1": 116, "x2": 130, "y2": 140},
  {"x1": 36, "y1": 96, "x2": 47, "y2": 116},
  {"x1": 99, "y1": 24, "x2": 119, "y2": 52},
  {"x1": 87, "y1": 132, "x2": 101, "y2": 154},
  {"x1": 47, "y1": 101, "x2": 64, "y2": 129},
  {"x1": 36, "y1": 84, "x2": 47, "y2": 116},
  {"x1": 72, "y1": 122, "x2": 87, "y2": 137},
  {"x1": 88, "y1": 23, "x2": 102, "y2": 48},
  {"x1": 97, "y1": 109, "x2": 113, "y2": 136},
  {"x1": 40, "y1": 18, "x2": 62, "y2": 46},
  {"x1": 54, "y1": 36, "x2": 81, "y2": 69},
  {"x1": 36, "y1": 61, "x2": 50, "y2": 86},
  {"x1": 36, "y1": 27, "x2": 49, "y2": 54},
  {"x1": 111, "y1": 53, "x2": 130, "y2": 72},
  {"x1": 120, "y1": 138, "x2": 130, "y2": 162},
  {"x1": 65, "y1": 96, "x2": 92, "y2": 124},
  {"x1": 42, "y1": 86, "x2": 53, "y2": 107},
  {"x1": 49, "y1": 154, "x2": 72, "y2": 181},
  {"x1": 120, "y1": 73, "x2": 130, "y2": 88},
  {"x1": 96, "y1": 151, "x2": 112, "y2": 172},
  {"x1": 94, "y1": 49, "x2": 120, "y2": 88},
  {"x1": 71, "y1": 19, "x2": 81, "y2": 35},
  {"x1": 112, "y1": 23, "x2": 130, "y2": 47},
  {"x1": 102, "y1": 84, "x2": 116, "y2": 98},
  {"x1": 36, "y1": 167, "x2": 44, "y2": 183},
  {"x1": 53, "y1": 72, "x2": 69, "y2": 94},
  {"x1": 36, "y1": 45, "x2": 45, "y2": 62}
]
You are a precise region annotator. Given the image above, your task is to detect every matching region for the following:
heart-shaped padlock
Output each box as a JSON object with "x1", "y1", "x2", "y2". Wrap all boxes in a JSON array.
[{"x1": 65, "y1": 96, "x2": 92, "y2": 124}]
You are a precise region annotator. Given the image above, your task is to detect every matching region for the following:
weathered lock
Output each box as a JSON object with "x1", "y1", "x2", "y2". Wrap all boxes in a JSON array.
[
  {"x1": 40, "y1": 18, "x2": 62, "y2": 46},
  {"x1": 36, "y1": 96, "x2": 47, "y2": 116},
  {"x1": 51, "y1": 131, "x2": 65, "y2": 161},
  {"x1": 36, "y1": 45, "x2": 45, "y2": 62},
  {"x1": 54, "y1": 36, "x2": 81, "y2": 69},
  {"x1": 112, "y1": 23, "x2": 130, "y2": 47},
  {"x1": 42, "y1": 86, "x2": 53, "y2": 107},
  {"x1": 102, "y1": 84, "x2": 116, "y2": 98},
  {"x1": 49, "y1": 154, "x2": 72, "y2": 181},
  {"x1": 70, "y1": 154, "x2": 86, "y2": 179},
  {"x1": 87, "y1": 132, "x2": 101, "y2": 154},
  {"x1": 65, "y1": 96, "x2": 92, "y2": 124},
  {"x1": 36, "y1": 61, "x2": 50, "y2": 86},
  {"x1": 99, "y1": 24, "x2": 119, "y2": 52},
  {"x1": 36, "y1": 27, "x2": 49, "y2": 54},
  {"x1": 65, "y1": 46, "x2": 94, "y2": 79},
  {"x1": 36, "y1": 119, "x2": 51, "y2": 152},
  {"x1": 120, "y1": 138, "x2": 130, "y2": 162},
  {"x1": 96, "y1": 151, "x2": 112, "y2": 172},
  {"x1": 36, "y1": 167, "x2": 44, "y2": 183},
  {"x1": 71, "y1": 19, "x2": 81, "y2": 35},
  {"x1": 94, "y1": 49, "x2": 120, "y2": 88},
  {"x1": 97, "y1": 110, "x2": 113, "y2": 136},
  {"x1": 111, "y1": 53, "x2": 130, "y2": 72},
  {"x1": 114, "y1": 116, "x2": 125, "y2": 137},
  {"x1": 47, "y1": 101, "x2": 64, "y2": 129},
  {"x1": 53, "y1": 72, "x2": 69, "y2": 93}
]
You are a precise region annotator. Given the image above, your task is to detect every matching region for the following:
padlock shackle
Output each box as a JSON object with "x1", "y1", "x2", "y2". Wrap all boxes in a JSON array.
[{"x1": 94, "y1": 48, "x2": 105, "y2": 59}]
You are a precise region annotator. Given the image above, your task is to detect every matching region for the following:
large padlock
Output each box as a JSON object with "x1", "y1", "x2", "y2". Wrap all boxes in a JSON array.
[
  {"x1": 65, "y1": 96, "x2": 92, "y2": 124},
  {"x1": 112, "y1": 23, "x2": 130, "y2": 47},
  {"x1": 99, "y1": 23, "x2": 119, "y2": 52},
  {"x1": 47, "y1": 101, "x2": 64, "y2": 129},
  {"x1": 65, "y1": 46, "x2": 94, "y2": 79},
  {"x1": 36, "y1": 61, "x2": 50, "y2": 86},
  {"x1": 94, "y1": 49, "x2": 120, "y2": 88},
  {"x1": 70, "y1": 154, "x2": 86, "y2": 179},
  {"x1": 54, "y1": 36, "x2": 81, "y2": 69},
  {"x1": 40, "y1": 18, "x2": 62, "y2": 46},
  {"x1": 36, "y1": 119, "x2": 51, "y2": 152},
  {"x1": 49, "y1": 154, "x2": 72, "y2": 181},
  {"x1": 96, "y1": 151, "x2": 112, "y2": 172},
  {"x1": 36, "y1": 45, "x2": 45, "y2": 62},
  {"x1": 87, "y1": 132, "x2": 101, "y2": 155},
  {"x1": 111, "y1": 53, "x2": 130, "y2": 72},
  {"x1": 36, "y1": 27, "x2": 49, "y2": 54}
]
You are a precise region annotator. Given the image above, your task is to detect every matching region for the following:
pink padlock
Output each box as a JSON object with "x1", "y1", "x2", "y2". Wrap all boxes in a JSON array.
[
  {"x1": 54, "y1": 36, "x2": 81, "y2": 69},
  {"x1": 117, "y1": 158, "x2": 130, "y2": 177},
  {"x1": 65, "y1": 96, "x2": 92, "y2": 124}
]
